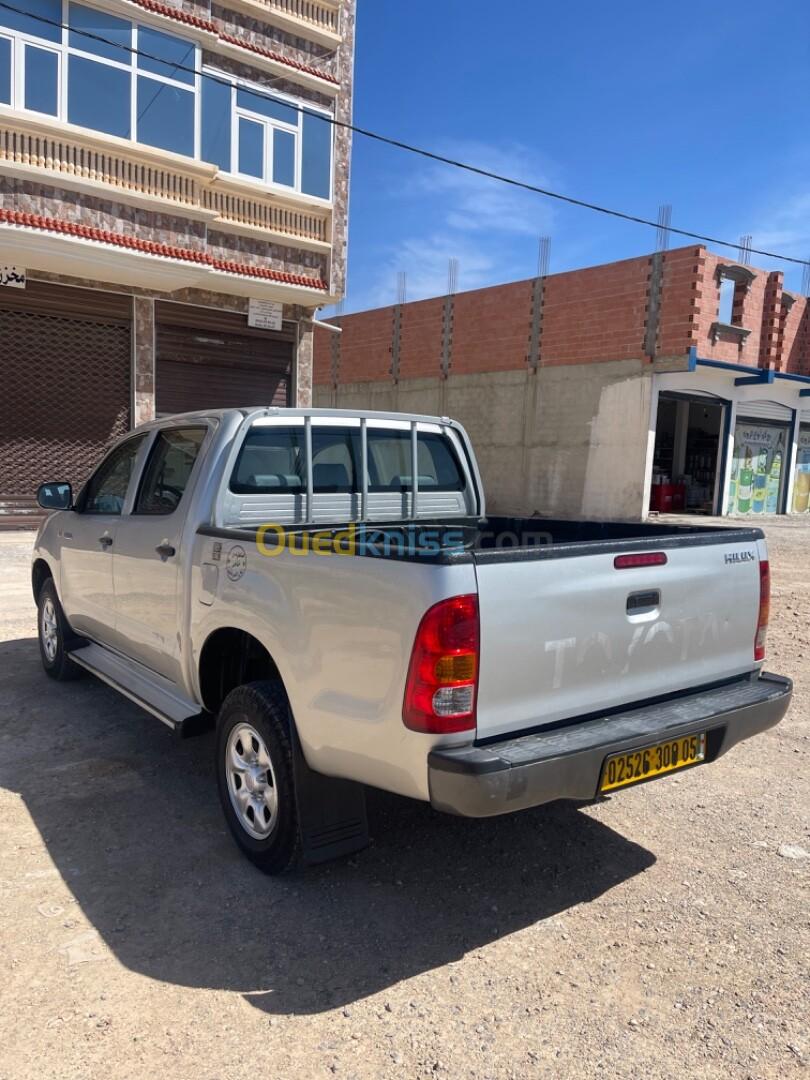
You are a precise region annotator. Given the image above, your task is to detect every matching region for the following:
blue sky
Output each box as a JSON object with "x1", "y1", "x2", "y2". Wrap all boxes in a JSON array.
[{"x1": 331, "y1": 0, "x2": 810, "y2": 313}]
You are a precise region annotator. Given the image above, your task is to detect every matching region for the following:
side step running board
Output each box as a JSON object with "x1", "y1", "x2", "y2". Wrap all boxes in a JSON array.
[{"x1": 68, "y1": 642, "x2": 206, "y2": 735}]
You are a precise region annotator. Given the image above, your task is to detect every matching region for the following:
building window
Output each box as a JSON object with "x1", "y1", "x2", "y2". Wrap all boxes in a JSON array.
[
  {"x1": 711, "y1": 264, "x2": 756, "y2": 346},
  {"x1": 718, "y1": 277, "x2": 735, "y2": 325},
  {"x1": 24, "y1": 43, "x2": 59, "y2": 115},
  {"x1": 201, "y1": 72, "x2": 333, "y2": 200},
  {"x1": 0, "y1": 2, "x2": 334, "y2": 203}
]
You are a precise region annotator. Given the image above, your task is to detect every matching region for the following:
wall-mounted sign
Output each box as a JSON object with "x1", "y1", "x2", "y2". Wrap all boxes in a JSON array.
[
  {"x1": 0, "y1": 265, "x2": 26, "y2": 289},
  {"x1": 248, "y1": 299, "x2": 283, "y2": 331}
]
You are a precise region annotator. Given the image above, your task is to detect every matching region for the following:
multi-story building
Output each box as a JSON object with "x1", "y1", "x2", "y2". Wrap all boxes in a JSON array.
[
  {"x1": 0, "y1": 0, "x2": 355, "y2": 525},
  {"x1": 313, "y1": 245, "x2": 810, "y2": 520}
]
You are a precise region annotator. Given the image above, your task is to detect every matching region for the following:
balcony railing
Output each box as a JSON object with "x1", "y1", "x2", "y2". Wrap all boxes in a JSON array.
[
  {"x1": 225, "y1": 0, "x2": 341, "y2": 43},
  {"x1": 203, "y1": 189, "x2": 330, "y2": 247},
  {"x1": 273, "y1": 0, "x2": 339, "y2": 33},
  {"x1": 0, "y1": 125, "x2": 203, "y2": 208},
  {"x1": 0, "y1": 117, "x2": 331, "y2": 251}
]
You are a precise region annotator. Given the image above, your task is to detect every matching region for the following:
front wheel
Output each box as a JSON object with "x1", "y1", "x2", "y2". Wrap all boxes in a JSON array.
[
  {"x1": 215, "y1": 681, "x2": 301, "y2": 874},
  {"x1": 37, "y1": 578, "x2": 83, "y2": 682}
]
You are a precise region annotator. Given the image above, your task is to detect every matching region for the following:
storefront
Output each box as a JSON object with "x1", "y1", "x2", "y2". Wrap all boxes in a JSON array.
[
  {"x1": 650, "y1": 355, "x2": 810, "y2": 518},
  {"x1": 792, "y1": 419, "x2": 810, "y2": 514},
  {"x1": 727, "y1": 402, "x2": 791, "y2": 516},
  {"x1": 650, "y1": 391, "x2": 726, "y2": 514}
]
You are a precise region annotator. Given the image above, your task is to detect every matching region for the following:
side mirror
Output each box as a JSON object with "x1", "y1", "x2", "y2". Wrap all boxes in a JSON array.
[{"x1": 37, "y1": 482, "x2": 73, "y2": 511}]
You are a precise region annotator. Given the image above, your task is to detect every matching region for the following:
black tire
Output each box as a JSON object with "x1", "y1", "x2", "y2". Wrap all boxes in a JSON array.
[
  {"x1": 37, "y1": 578, "x2": 83, "y2": 682},
  {"x1": 216, "y1": 681, "x2": 301, "y2": 874}
]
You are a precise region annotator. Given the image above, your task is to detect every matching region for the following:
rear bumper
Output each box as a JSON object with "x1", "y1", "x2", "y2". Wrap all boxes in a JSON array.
[{"x1": 428, "y1": 672, "x2": 792, "y2": 818}]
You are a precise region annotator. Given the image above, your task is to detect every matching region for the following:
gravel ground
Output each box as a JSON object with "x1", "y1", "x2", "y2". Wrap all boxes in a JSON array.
[{"x1": 0, "y1": 520, "x2": 807, "y2": 1080}]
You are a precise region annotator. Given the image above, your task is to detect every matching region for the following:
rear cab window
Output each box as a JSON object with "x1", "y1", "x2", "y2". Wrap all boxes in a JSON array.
[{"x1": 230, "y1": 423, "x2": 465, "y2": 497}]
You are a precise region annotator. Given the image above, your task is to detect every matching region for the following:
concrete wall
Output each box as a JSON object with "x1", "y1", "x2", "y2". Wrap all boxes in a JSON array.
[{"x1": 315, "y1": 360, "x2": 653, "y2": 520}]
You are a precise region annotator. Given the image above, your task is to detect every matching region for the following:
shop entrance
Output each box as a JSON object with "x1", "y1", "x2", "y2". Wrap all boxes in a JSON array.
[{"x1": 650, "y1": 392, "x2": 725, "y2": 514}]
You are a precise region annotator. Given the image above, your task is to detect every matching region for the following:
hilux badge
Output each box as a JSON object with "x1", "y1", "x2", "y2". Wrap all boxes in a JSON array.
[{"x1": 724, "y1": 551, "x2": 756, "y2": 564}]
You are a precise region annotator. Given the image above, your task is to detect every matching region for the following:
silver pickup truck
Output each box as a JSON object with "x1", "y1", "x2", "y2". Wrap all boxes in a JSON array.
[{"x1": 32, "y1": 408, "x2": 792, "y2": 873}]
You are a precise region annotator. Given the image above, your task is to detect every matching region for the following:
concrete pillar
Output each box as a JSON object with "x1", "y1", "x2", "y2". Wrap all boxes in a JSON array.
[
  {"x1": 132, "y1": 296, "x2": 155, "y2": 426},
  {"x1": 296, "y1": 318, "x2": 314, "y2": 407}
]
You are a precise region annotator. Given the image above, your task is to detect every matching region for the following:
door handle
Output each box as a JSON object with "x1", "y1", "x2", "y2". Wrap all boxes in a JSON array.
[
  {"x1": 156, "y1": 543, "x2": 176, "y2": 558},
  {"x1": 99, "y1": 536, "x2": 113, "y2": 548}
]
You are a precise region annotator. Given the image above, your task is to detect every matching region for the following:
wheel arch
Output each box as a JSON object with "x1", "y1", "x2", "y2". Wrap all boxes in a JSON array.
[
  {"x1": 32, "y1": 557, "x2": 54, "y2": 603},
  {"x1": 198, "y1": 626, "x2": 287, "y2": 715}
]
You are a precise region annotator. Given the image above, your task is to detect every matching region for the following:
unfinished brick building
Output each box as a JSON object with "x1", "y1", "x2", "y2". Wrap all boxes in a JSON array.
[{"x1": 313, "y1": 245, "x2": 810, "y2": 520}]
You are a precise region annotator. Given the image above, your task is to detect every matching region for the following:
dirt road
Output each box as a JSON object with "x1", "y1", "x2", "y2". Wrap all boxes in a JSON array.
[{"x1": 0, "y1": 520, "x2": 807, "y2": 1079}]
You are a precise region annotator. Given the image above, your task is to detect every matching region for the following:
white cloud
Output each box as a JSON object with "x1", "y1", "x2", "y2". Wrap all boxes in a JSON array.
[
  {"x1": 411, "y1": 140, "x2": 556, "y2": 239},
  {"x1": 748, "y1": 190, "x2": 810, "y2": 289},
  {"x1": 342, "y1": 140, "x2": 558, "y2": 311},
  {"x1": 362, "y1": 232, "x2": 500, "y2": 310}
]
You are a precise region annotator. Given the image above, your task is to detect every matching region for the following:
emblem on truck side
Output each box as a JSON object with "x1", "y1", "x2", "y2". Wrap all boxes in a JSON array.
[
  {"x1": 724, "y1": 551, "x2": 756, "y2": 564},
  {"x1": 226, "y1": 545, "x2": 247, "y2": 581}
]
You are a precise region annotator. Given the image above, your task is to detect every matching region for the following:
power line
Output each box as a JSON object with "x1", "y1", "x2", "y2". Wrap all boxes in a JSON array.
[{"x1": 2, "y1": 0, "x2": 808, "y2": 270}]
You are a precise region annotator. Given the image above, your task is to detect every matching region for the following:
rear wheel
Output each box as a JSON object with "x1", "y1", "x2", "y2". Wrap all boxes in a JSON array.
[
  {"x1": 37, "y1": 578, "x2": 83, "y2": 682},
  {"x1": 216, "y1": 681, "x2": 301, "y2": 874}
]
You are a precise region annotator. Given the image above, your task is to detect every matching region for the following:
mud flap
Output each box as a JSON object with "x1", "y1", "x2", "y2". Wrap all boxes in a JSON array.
[{"x1": 291, "y1": 726, "x2": 369, "y2": 865}]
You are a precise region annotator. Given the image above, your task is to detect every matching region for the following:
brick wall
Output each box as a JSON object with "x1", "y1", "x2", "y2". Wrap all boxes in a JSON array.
[{"x1": 315, "y1": 245, "x2": 810, "y2": 386}]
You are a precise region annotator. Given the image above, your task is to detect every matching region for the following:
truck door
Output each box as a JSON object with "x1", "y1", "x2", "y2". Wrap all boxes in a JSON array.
[
  {"x1": 58, "y1": 434, "x2": 149, "y2": 643},
  {"x1": 110, "y1": 424, "x2": 209, "y2": 682}
]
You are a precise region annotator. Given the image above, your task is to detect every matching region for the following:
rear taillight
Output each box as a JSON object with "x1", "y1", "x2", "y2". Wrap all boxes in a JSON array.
[
  {"x1": 403, "y1": 594, "x2": 479, "y2": 733},
  {"x1": 755, "y1": 559, "x2": 770, "y2": 662}
]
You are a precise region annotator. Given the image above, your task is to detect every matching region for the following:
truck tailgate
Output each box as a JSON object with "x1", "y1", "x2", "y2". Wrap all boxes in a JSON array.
[{"x1": 473, "y1": 534, "x2": 765, "y2": 741}]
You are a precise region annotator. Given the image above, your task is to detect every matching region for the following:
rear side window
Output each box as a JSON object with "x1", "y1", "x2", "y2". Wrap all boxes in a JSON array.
[
  {"x1": 367, "y1": 431, "x2": 464, "y2": 492},
  {"x1": 135, "y1": 426, "x2": 207, "y2": 514}
]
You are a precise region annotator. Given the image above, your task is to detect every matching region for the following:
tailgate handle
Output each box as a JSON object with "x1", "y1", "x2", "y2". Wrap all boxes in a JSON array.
[{"x1": 627, "y1": 590, "x2": 660, "y2": 614}]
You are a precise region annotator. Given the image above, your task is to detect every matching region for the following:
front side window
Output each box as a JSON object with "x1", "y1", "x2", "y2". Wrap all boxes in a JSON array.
[
  {"x1": 81, "y1": 435, "x2": 147, "y2": 515},
  {"x1": 135, "y1": 427, "x2": 207, "y2": 515}
]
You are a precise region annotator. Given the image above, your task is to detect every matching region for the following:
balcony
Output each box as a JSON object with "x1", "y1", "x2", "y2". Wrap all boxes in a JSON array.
[
  {"x1": 0, "y1": 112, "x2": 331, "y2": 254},
  {"x1": 223, "y1": 0, "x2": 342, "y2": 47}
]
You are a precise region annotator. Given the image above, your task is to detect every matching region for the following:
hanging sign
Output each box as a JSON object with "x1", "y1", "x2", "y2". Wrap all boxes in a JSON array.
[
  {"x1": 0, "y1": 265, "x2": 26, "y2": 289},
  {"x1": 248, "y1": 299, "x2": 283, "y2": 331}
]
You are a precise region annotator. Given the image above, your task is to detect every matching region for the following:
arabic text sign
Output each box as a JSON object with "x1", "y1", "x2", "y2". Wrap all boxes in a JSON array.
[
  {"x1": 248, "y1": 299, "x2": 283, "y2": 331},
  {"x1": 0, "y1": 265, "x2": 26, "y2": 289}
]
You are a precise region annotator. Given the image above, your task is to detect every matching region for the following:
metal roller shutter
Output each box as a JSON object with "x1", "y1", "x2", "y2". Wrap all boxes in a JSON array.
[
  {"x1": 155, "y1": 302, "x2": 293, "y2": 416},
  {"x1": 737, "y1": 400, "x2": 793, "y2": 423},
  {"x1": 0, "y1": 281, "x2": 131, "y2": 525}
]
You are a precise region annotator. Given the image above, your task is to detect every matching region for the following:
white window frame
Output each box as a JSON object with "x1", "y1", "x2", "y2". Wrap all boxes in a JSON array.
[
  {"x1": 205, "y1": 65, "x2": 334, "y2": 204},
  {"x1": 0, "y1": 0, "x2": 200, "y2": 155},
  {"x1": 0, "y1": 3, "x2": 332, "y2": 202},
  {"x1": 0, "y1": 32, "x2": 11, "y2": 106}
]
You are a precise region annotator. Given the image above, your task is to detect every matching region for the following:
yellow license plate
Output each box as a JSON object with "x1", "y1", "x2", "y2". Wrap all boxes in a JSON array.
[{"x1": 600, "y1": 733, "x2": 706, "y2": 793}]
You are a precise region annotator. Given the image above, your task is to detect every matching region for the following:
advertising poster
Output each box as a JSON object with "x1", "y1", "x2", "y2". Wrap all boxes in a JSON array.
[
  {"x1": 727, "y1": 422, "x2": 786, "y2": 515},
  {"x1": 792, "y1": 425, "x2": 810, "y2": 514}
]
